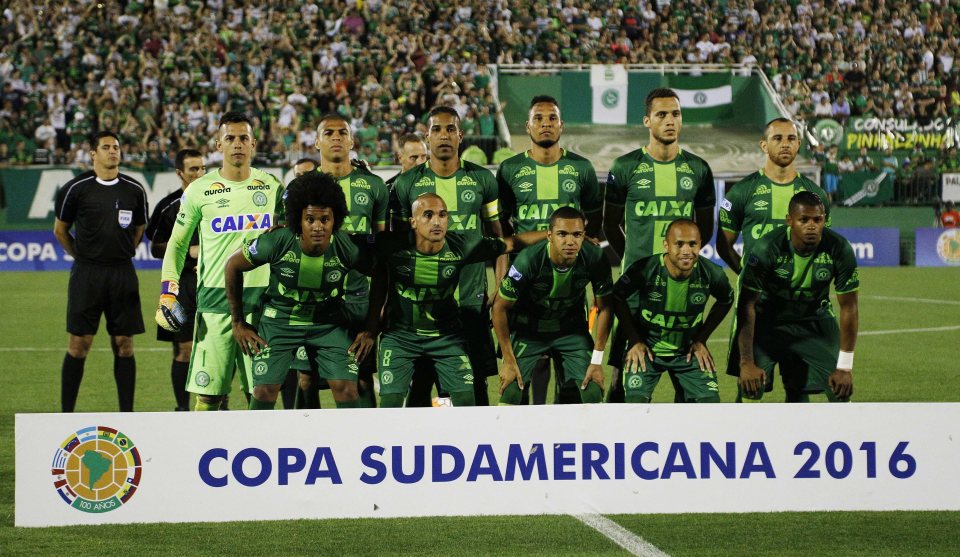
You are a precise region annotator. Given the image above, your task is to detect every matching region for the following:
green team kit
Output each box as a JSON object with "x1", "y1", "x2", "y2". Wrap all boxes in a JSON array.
[
  {"x1": 375, "y1": 231, "x2": 508, "y2": 398},
  {"x1": 393, "y1": 161, "x2": 501, "y2": 378},
  {"x1": 720, "y1": 170, "x2": 832, "y2": 389},
  {"x1": 605, "y1": 147, "x2": 716, "y2": 368},
  {"x1": 161, "y1": 168, "x2": 284, "y2": 395},
  {"x1": 737, "y1": 226, "x2": 860, "y2": 396},
  {"x1": 496, "y1": 150, "x2": 602, "y2": 232},
  {"x1": 719, "y1": 170, "x2": 831, "y2": 258},
  {"x1": 613, "y1": 254, "x2": 733, "y2": 402},
  {"x1": 498, "y1": 240, "x2": 613, "y2": 387},
  {"x1": 242, "y1": 228, "x2": 375, "y2": 387}
]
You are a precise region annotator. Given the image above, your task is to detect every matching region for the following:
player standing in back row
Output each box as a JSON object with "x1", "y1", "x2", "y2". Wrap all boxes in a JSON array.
[
  {"x1": 393, "y1": 106, "x2": 502, "y2": 405},
  {"x1": 496, "y1": 95, "x2": 603, "y2": 405},
  {"x1": 603, "y1": 88, "x2": 716, "y2": 403},
  {"x1": 157, "y1": 111, "x2": 284, "y2": 411},
  {"x1": 717, "y1": 118, "x2": 831, "y2": 402}
]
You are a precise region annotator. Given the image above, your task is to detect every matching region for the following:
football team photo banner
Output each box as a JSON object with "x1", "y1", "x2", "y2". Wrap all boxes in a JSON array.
[{"x1": 16, "y1": 404, "x2": 960, "y2": 527}]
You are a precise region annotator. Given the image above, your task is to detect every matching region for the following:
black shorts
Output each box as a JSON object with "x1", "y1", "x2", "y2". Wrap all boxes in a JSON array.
[
  {"x1": 156, "y1": 270, "x2": 197, "y2": 343},
  {"x1": 67, "y1": 261, "x2": 145, "y2": 337}
]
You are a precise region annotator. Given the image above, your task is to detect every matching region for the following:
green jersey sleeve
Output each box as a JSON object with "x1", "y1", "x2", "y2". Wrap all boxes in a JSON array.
[
  {"x1": 707, "y1": 261, "x2": 735, "y2": 305},
  {"x1": 373, "y1": 177, "x2": 389, "y2": 229},
  {"x1": 585, "y1": 243, "x2": 614, "y2": 297},
  {"x1": 161, "y1": 187, "x2": 200, "y2": 284},
  {"x1": 612, "y1": 259, "x2": 643, "y2": 301},
  {"x1": 741, "y1": 242, "x2": 772, "y2": 293},
  {"x1": 581, "y1": 161, "x2": 603, "y2": 215},
  {"x1": 693, "y1": 160, "x2": 716, "y2": 209},
  {"x1": 345, "y1": 233, "x2": 378, "y2": 276},
  {"x1": 242, "y1": 228, "x2": 284, "y2": 266},
  {"x1": 496, "y1": 163, "x2": 517, "y2": 227},
  {"x1": 719, "y1": 182, "x2": 745, "y2": 234},
  {"x1": 480, "y1": 168, "x2": 500, "y2": 222},
  {"x1": 463, "y1": 234, "x2": 508, "y2": 264},
  {"x1": 833, "y1": 235, "x2": 860, "y2": 294},
  {"x1": 497, "y1": 247, "x2": 534, "y2": 302},
  {"x1": 604, "y1": 160, "x2": 627, "y2": 207}
]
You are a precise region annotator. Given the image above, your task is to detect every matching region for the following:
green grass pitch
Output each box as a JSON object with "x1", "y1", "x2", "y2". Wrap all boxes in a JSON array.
[{"x1": 1, "y1": 268, "x2": 958, "y2": 555}]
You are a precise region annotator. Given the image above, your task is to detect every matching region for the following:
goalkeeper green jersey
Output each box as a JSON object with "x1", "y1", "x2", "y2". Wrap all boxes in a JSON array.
[
  {"x1": 242, "y1": 227, "x2": 374, "y2": 326},
  {"x1": 393, "y1": 161, "x2": 500, "y2": 306},
  {"x1": 161, "y1": 168, "x2": 284, "y2": 313},
  {"x1": 376, "y1": 231, "x2": 507, "y2": 336},
  {"x1": 614, "y1": 254, "x2": 733, "y2": 357},
  {"x1": 498, "y1": 240, "x2": 613, "y2": 335},
  {"x1": 496, "y1": 150, "x2": 602, "y2": 233},
  {"x1": 605, "y1": 147, "x2": 715, "y2": 268},
  {"x1": 742, "y1": 226, "x2": 860, "y2": 322},
  {"x1": 719, "y1": 170, "x2": 831, "y2": 258}
]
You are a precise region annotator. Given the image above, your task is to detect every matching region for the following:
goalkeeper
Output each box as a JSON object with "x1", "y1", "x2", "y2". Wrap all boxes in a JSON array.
[{"x1": 157, "y1": 112, "x2": 284, "y2": 411}]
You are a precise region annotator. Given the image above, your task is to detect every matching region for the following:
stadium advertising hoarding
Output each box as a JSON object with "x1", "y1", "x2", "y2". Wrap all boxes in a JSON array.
[
  {"x1": 15, "y1": 405, "x2": 960, "y2": 527},
  {"x1": 831, "y1": 227, "x2": 900, "y2": 266},
  {"x1": 813, "y1": 117, "x2": 952, "y2": 154},
  {"x1": 914, "y1": 227, "x2": 960, "y2": 267},
  {"x1": 0, "y1": 230, "x2": 160, "y2": 271},
  {"x1": 942, "y1": 173, "x2": 960, "y2": 202}
]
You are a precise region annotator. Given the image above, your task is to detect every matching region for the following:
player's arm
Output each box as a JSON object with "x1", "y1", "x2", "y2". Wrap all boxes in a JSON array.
[
  {"x1": 717, "y1": 229, "x2": 742, "y2": 274},
  {"x1": 132, "y1": 224, "x2": 145, "y2": 248},
  {"x1": 735, "y1": 287, "x2": 765, "y2": 395},
  {"x1": 612, "y1": 291, "x2": 651, "y2": 373},
  {"x1": 501, "y1": 230, "x2": 549, "y2": 254},
  {"x1": 829, "y1": 290, "x2": 859, "y2": 399},
  {"x1": 602, "y1": 201, "x2": 625, "y2": 260},
  {"x1": 224, "y1": 249, "x2": 268, "y2": 356},
  {"x1": 348, "y1": 242, "x2": 384, "y2": 364},
  {"x1": 687, "y1": 298, "x2": 733, "y2": 373},
  {"x1": 491, "y1": 294, "x2": 523, "y2": 394},
  {"x1": 582, "y1": 165, "x2": 604, "y2": 238},
  {"x1": 694, "y1": 165, "x2": 717, "y2": 245},
  {"x1": 694, "y1": 206, "x2": 714, "y2": 247},
  {"x1": 584, "y1": 293, "x2": 613, "y2": 391},
  {"x1": 53, "y1": 219, "x2": 76, "y2": 258}
]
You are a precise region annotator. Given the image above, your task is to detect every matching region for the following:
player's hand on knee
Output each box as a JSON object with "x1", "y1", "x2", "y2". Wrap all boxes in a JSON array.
[
  {"x1": 498, "y1": 359, "x2": 522, "y2": 394},
  {"x1": 686, "y1": 341, "x2": 715, "y2": 372},
  {"x1": 231, "y1": 320, "x2": 268, "y2": 356},
  {"x1": 582, "y1": 363, "x2": 605, "y2": 392},
  {"x1": 829, "y1": 369, "x2": 853, "y2": 399},
  {"x1": 348, "y1": 330, "x2": 375, "y2": 364},
  {"x1": 156, "y1": 280, "x2": 185, "y2": 332},
  {"x1": 625, "y1": 342, "x2": 651, "y2": 373},
  {"x1": 739, "y1": 363, "x2": 766, "y2": 396}
]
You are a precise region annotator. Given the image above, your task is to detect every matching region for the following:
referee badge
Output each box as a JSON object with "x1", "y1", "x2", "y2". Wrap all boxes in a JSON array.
[{"x1": 118, "y1": 209, "x2": 132, "y2": 229}]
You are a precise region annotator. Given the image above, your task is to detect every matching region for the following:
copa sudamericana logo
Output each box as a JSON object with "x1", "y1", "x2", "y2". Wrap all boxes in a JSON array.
[{"x1": 51, "y1": 426, "x2": 142, "y2": 513}]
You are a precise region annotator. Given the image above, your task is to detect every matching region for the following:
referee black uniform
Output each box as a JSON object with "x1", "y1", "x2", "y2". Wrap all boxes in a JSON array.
[{"x1": 55, "y1": 170, "x2": 148, "y2": 411}]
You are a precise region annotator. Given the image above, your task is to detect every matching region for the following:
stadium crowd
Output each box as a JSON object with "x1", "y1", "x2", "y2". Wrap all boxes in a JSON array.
[{"x1": 1, "y1": 1, "x2": 957, "y2": 179}]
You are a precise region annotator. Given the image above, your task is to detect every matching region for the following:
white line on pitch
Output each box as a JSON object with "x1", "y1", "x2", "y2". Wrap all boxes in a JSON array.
[
  {"x1": 704, "y1": 324, "x2": 960, "y2": 344},
  {"x1": 572, "y1": 513, "x2": 670, "y2": 557},
  {"x1": 865, "y1": 295, "x2": 960, "y2": 306},
  {"x1": 0, "y1": 347, "x2": 171, "y2": 352}
]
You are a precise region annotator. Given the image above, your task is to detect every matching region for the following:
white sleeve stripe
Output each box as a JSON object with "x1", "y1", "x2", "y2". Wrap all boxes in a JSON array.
[
  {"x1": 57, "y1": 175, "x2": 96, "y2": 220},
  {"x1": 120, "y1": 175, "x2": 150, "y2": 222}
]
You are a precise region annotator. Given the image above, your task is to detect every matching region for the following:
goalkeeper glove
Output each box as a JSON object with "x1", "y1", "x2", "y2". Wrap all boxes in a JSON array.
[{"x1": 156, "y1": 280, "x2": 187, "y2": 332}]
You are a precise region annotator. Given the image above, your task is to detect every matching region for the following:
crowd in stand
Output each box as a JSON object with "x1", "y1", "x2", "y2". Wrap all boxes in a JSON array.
[{"x1": 0, "y1": 0, "x2": 957, "y2": 196}]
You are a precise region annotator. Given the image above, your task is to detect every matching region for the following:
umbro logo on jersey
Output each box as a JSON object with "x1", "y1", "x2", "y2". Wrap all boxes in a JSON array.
[
  {"x1": 754, "y1": 200, "x2": 769, "y2": 209},
  {"x1": 216, "y1": 198, "x2": 230, "y2": 208},
  {"x1": 636, "y1": 179, "x2": 652, "y2": 188},
  {"x1": 754, "y1": 185, "x2": 772, "y2": 195},
  {"x1": 279, "y1": 267, "x2": 295, "y2": 278},
  {"x1": 559, "y1": 164, "x2": 579, "y2": 176},
  {"x1": 649, "y1": 292, "x2": 663, "y2": 301},
  {"x1": 775, "y1": 268, "x2": 790, "y2": 277},
  {"x1": 633, "y1": 162, "x2": 653, "y2": 174},
  {"x1": 395, "y1": 265, "x2": 411, "y2": 275},
  {"x1": 518, "y1": 182, "x2": 534, "y2": 193},
  {"x1": 677, "y1": 163, "x2": 694, "y2": 175},
  {"x1": 457, "y1": 175, "x2": 478, "y2": 186}
]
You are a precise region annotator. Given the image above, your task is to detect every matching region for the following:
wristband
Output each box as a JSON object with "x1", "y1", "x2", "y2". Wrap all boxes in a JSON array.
[
  {"x1": 161, "y1": 280, "x2": 180, "y2": 296},
  {"x1": 837, "y1": 351, "x2": 854, "y2": 371},
  {"x1": 591, "y1": 350, "x2": 604, "y2": 365}
]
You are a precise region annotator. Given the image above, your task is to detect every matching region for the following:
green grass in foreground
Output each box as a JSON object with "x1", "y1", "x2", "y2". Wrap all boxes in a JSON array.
[{"x1": 1, "y1": 268, "x2": 958, "y2": 554}]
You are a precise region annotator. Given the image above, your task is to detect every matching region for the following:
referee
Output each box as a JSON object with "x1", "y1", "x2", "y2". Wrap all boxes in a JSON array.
[
  {"x1": 145, "y1": 148, "x2": 205, "y2": 411},
  {"x1": 54, "y1": 131, "x2": 148, "y2": 412}
]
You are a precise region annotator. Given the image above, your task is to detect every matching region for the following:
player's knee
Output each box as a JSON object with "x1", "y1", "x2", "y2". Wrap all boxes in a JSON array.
[
  {"x1": 67, "y1": 335, "x2": 93, "y2": 358},
  {"x1": 111, "y1": 336, "x2": 135, "y2": 357},
  {"x1": 298, "y1": 372, "x2": 315, "y2": 391},
  {"x1": 451, "y1": 390, "x2": 475, "y2": 407},
  {"x1": 253, "y1": 385, "x2": 280, "y2": 403},
  {"x1": 498, "y1": 382, "x2": 523, "y2": 405},
  {"x1": 329, "y1": 380, "x2": 358, "y2": 401},
  {"x1": 174, "y1": 341, "x2": 192, "y2": 362},
  {"x1": 579, "y1": 382, "x2": 603, "y2": 404},
  {"x1": 195, "y1": 394, "x2": 224, "y2": 411}
]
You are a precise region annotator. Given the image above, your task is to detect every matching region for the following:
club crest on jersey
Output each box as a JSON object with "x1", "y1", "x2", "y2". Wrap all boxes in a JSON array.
[
  {"x1": 680, "y1": 177, "x2": 694, "y2": 190},
  {"x1": 460, "y1": 189, "x2": 476, "y2": 203},
  {"x1": 561, "y1": 179, "x2": 577, "y2": 193},
  {"x1": 117, "y1": 209, "x2": 132, "y2": 228},
  {"x1": 690, "y1": 292, "x2": 707, "y2": 305},
  {"x1": 327, "y1": 270, "x2": 342, "y2": 283},
  {"x1": 252, "y1": 192, "x2": 268, "y2": 207},
  {"x1": 442, "y1": 266, "x2": 456, "y2": 278},
  {"x1": 211, "y1": 213, "x2": 272, "y2": 233},
  {"x1": 354, "y1": 192, "x2": 370, "y2": 206},
  {"x1": 816, "y1": 268, "x2": 831, "y2": 280}
]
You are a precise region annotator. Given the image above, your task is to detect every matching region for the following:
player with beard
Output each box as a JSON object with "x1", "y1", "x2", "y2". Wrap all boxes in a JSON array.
[
  {"x1": 717, "y1": 118, "x2": 831, "y2": 402},
  {"x1": 495, "y1": 95, "x2": 603, "y2": 405},
  {"x1": 603, "y1": 88, "x2": 716, "y2": 403}
]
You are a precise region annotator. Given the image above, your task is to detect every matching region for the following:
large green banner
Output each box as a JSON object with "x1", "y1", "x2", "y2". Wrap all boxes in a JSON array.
[
  {"x1": 813, "y1": 117, "x2": 951, "y2": 155},
  {"x1": 840, "y1": 171, "x2": 893, "y2": 206}
]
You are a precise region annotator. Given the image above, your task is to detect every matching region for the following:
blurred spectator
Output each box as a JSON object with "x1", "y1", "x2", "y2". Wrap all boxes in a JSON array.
[
  {"x1": 941, "y1": 201, "x2": 960, "y2": 228},
  {"x1": 855, "y1": 147, "x2": 876, "y2": 172}
]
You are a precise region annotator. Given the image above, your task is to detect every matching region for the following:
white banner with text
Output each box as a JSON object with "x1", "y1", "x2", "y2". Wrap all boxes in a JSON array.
[{"x1": 16, "y1": 404, "x2": 960, "y2": 527}]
